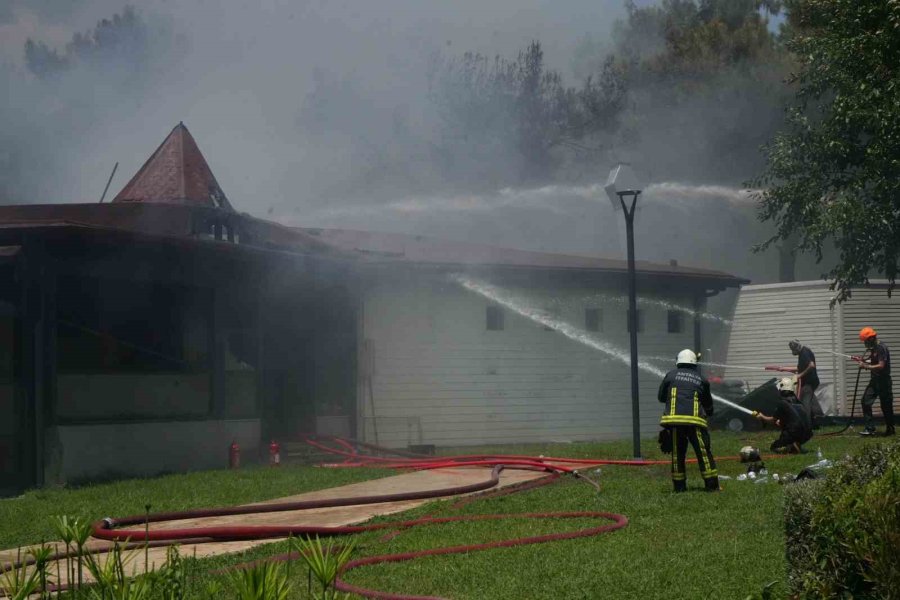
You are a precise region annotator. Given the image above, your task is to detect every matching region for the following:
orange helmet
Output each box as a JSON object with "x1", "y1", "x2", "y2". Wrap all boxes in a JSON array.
[{"x1": 859, "y1": 326, "x2": 877, "y2": 342}]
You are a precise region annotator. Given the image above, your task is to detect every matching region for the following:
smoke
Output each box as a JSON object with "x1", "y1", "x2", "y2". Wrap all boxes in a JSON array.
[
  {"x1": 0, "y1": 0, "x2": 626, "y2": 205},
  {"x1": 0, "y1": 1, "x2": 833, "y2": 287}
]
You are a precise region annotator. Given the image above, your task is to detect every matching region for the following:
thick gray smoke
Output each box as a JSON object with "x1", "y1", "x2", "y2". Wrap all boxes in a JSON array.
[{"x1": 0, "y1": 1, "x2": 828, "y2": 287}]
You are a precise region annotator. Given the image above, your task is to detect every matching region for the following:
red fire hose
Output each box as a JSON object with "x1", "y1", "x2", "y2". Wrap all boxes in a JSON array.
[
  {"x1": 23, "y1": 434, "x2": 770, "y2": 599},
  {"x1": 81, "y1": 435, "x2": 649, "y2": 599}
]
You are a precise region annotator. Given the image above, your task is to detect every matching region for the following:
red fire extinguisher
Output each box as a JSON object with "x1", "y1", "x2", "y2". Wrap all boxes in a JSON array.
[
  {"x1": 229, "y1": 440, "x2": 240, "y2": 469},
  {"x1": 269, "y1": 440, "x2": 281, "y2": 467}
]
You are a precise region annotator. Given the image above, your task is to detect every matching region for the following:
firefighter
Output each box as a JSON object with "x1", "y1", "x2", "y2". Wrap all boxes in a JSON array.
[
  {"x1": 754, "y1": 377, "x2": 813, "y2": 453},
  {"x1": 788, "y1": 339, "x2": 824, "y2": 426},
  {"x1": 658, "y1": 349, "x2": 719, "y2": 492},
  {"x1": 856, "y1": 327, "x2": 895, "y2": 437}
]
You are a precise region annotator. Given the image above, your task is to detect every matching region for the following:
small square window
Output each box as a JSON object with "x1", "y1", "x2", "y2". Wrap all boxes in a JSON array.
[
  {"x1": 667, "y1": 310, "x2": 684, "y2": 333},
  {"x1": 627, "y1": 309, "x2": 644, "y2": 333},
  {"x1": 585, "y1": 308, "x2": 602, "y2": 332},
  {"x1": 486, "y1": 305, "x2": 504, "y2": 331}
]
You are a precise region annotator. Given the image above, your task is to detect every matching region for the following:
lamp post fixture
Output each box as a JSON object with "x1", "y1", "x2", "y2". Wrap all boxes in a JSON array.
[{"x1": 604, "y1": 163, "x2": 643, "y2": 459}]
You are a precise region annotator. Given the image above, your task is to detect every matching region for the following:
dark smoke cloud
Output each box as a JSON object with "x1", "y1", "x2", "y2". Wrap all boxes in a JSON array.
[{"x1": 0, "y1": 0, "x2": 831, "y2": 288}]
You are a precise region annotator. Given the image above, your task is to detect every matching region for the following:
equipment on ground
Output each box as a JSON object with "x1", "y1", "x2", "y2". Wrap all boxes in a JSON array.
[
  {"x1": 229, "y1": 440, "x2": 240, "y2": 469},
  {"x1": 269, "y1": 440, "x2": 281, "y2": 467},
  {"x1": 739, "y1": 446, "x2": 761, "y2": 463},
  {"x1": 658, "y1": 428, "x2": 673, "y2": 454}
]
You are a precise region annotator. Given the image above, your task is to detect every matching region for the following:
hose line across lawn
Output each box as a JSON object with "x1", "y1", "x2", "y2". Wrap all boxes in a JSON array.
[{"x1": 79, "y1": 436, "x2": 646, "y2": 599}]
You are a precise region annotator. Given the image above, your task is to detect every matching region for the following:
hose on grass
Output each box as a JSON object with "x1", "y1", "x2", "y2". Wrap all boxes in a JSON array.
[
  {"x1": 9, "y1": 434, "x2": 763, "y2": 599},
  {"x1": 822, "y1": 365, "x2": 863, "y2": 437}
]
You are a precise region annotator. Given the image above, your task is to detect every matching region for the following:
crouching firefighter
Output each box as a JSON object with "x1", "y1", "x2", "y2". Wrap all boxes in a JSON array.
[
  {"x1": 658, "y1": 349, "x2": 719, "y2": 492},
  {"x1": 753, "y1": 377, "x2": 813, "y2": 453}
]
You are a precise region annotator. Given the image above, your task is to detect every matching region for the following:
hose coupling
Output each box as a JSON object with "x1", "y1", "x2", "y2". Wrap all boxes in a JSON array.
[{"x1": 101, "y1": 517, "x2": 115, "y2": 529}]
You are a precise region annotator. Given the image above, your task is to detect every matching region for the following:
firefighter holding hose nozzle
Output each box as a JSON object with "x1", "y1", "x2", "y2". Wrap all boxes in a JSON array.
[
  {"x1": 753, "y1": 377, "x2": 813, "y2": 453},
  {"x1": 855, "y1": 327, "x2": 895, "y2": 437},
  {"x1": 788, "y1": 339, "x2": 824, "y2": 427},
  {"x1": 658, "y1": 349, "x2": 719, "y2": 492}
]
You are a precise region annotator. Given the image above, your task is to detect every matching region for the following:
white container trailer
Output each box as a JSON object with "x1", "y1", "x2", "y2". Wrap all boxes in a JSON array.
[{"x1": 725, "y1": 281, "x2": 900, "y2": 418}]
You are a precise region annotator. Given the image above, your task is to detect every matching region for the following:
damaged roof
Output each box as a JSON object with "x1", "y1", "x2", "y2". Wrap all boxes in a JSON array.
[{"x1": 298, "y1": 227, "x2": 748, "y2": 286}]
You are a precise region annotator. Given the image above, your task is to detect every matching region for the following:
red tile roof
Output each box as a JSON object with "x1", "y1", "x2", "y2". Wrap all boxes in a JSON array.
[{"x1": 112, "y1": 122, "x2": 233, "y2": 210}]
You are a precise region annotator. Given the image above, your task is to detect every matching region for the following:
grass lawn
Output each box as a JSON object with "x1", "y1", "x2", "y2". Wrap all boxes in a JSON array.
[
  {"x1": 0, "y1": 464, "x2": 388, "y2": 550},
  {"x1": 0, "y1": 428, "x2": 884, "y2": 599}
]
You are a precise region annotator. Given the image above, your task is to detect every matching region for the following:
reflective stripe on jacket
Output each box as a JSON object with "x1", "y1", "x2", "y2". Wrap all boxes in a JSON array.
[{"x1": 657, "y1": 366, "x2": 714, "y2": 427}]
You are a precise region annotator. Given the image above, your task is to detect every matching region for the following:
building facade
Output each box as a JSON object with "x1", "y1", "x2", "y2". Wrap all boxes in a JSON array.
[
  {"x1": 725, "y1": 281, "x2": 900, "y2": 417},
  {"x1": 0, "y1": 123, "x2": 746, "y2": 494}
]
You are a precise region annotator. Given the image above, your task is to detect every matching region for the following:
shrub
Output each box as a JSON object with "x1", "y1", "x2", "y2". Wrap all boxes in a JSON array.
[{"x1": 783, "y1": 442, "x2": 900, "y2": 598}]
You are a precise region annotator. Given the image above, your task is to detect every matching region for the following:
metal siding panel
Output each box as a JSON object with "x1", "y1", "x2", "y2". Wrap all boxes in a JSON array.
[
  {"x1": 363, "y1": 278, "x2": 696, "y2": 447},
  {"x1": 726, "y1": 285, "x2": 840, "y2": 410},
  {"x1": 841, "y1": 289, "x2": 900, "y2": 416}
]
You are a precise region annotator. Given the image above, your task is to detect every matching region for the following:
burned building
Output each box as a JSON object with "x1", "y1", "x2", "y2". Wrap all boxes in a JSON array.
[{"x1": 0, "y1": 123, "x2": 745, "y2": 494}]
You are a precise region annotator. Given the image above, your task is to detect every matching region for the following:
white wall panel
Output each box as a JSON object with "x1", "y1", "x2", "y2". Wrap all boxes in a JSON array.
[{"x1": 359, "y1": 276, "x2": 699, "y2": 447}]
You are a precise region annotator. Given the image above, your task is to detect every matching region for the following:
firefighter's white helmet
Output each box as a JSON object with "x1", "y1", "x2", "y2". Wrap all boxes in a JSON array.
[
  {"x1": 676, "y1": 349, "x2": 698, "y2": 366},
  {"x1": 776, "y1": 376, "x2": 796, "y2": 394}
]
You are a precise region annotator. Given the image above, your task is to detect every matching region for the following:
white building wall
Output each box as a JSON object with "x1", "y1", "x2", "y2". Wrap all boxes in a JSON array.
[
  {"x1": 359, "y1": 275, "x2": 698, "y2": 447},
  {"x1": 839, "y1": 286, "x2": 900, "y2": 417},
  {"x1": 725, "y1": 281, "x2": 900, "y2": 416}
]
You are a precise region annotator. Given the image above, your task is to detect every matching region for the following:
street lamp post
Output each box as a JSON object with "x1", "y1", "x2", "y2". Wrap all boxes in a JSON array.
[{"x1": 604, "y1": 164, "x2": 643, "y2": 459}]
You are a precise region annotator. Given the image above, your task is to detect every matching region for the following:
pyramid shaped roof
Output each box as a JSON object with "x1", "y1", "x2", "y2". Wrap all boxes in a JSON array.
[{"x1": 112, "y1": 122, "x2": 233, "y2": 211}]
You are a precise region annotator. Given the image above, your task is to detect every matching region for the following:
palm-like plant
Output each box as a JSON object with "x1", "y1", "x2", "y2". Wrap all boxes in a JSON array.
[
  {"x1": 290, "y1": 535, "x2": 355, "y2": 600},
  {"x1": 0, "y1": 548, "x2": 41, "y2": 600},
  {"x1": 229, "y1": 561, "x2": 291, "y2": 600},
  {"x1": 28, "y1": 543, "x2": 54, "y2": 599}
]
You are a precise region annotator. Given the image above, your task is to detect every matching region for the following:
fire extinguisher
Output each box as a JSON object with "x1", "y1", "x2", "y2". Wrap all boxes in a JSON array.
[
  {"x1": 269, "y1": 440, "x2": 281, "y2": 467},
  {"x1": 229, "y1": 440, "x2": 240, "y2": 469}
]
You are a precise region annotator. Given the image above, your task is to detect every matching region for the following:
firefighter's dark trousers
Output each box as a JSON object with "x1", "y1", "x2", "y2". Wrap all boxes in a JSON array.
[
  {"x1": 862, "y1": 376, "x2": 895, "y2": 433},
  {"x1": 671, "y1": 425, "x2": 718, "y2": 492}
]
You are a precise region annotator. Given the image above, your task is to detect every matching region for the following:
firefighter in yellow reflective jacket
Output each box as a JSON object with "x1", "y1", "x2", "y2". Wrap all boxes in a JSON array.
[{"x1": 657, "y1": 349, "x2": 719, "y2": 492}]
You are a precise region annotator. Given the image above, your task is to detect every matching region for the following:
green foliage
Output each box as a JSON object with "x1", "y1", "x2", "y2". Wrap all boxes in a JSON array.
[
  {"x1": 2, "y1": 432, "x2": 886, "y2": 599},
  {"x1": 24, "y1": 7, "x2": 152, "y2": 79},
  {"x1": 83, "y1": 542, "x2": 144, "y2": 598},
  {"x1": 594, "y1": 0, "x2": 791, "y2": 184},
  {"x1": 0, "y1": 464, "x2": 388, "y2": 550},
  {"x1": 428, "y1": 40, "x2": 625, "y2": 183},
  {"x1": 229, "y1": 561, "x2": 291, "y2": 600},
  {"x1": 291, "y1": 535, "x2": 355, "y2": 600},
  {"x1": 0, "y1": 548, "x2": 41, "y2": 600},
  {"x1": 150, "y1": 546, "x2": 188, "y2": 600},
  {"x1": 755, "y1": 0, "x2": 900, "y2": 299},
  {"x1": 783, "y1": 441, "x2": 900, "y2": 597}
]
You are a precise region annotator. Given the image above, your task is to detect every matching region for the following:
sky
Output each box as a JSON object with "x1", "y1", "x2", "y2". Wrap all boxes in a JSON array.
[{"x1": 0, "y1": 0, "x2": 822, "y2": 287}]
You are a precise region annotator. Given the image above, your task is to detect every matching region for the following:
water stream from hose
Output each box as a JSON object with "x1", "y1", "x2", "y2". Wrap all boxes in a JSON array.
[{"x1": 452, "y1": 274, "x2": 753, "y2": 415}]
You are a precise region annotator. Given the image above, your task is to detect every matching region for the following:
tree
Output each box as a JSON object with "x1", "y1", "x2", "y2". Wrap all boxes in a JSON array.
[
  {"x1": 597, "y1": 0, "x2": 790, "y2": 184},
  {"x1": 428, "y1": 41, "x2": 625, "y2": 185},
  {"x1": 24, "y1": 7, "x2": 154, "y2": 79},
  {"x1": 754, "y1": 0, "x2": 900, "y2": 299}
]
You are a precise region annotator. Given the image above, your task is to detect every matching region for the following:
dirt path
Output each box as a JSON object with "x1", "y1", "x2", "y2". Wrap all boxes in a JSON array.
[{"x1": 0, "y1": 466, "x2": 545, "y2": 588}]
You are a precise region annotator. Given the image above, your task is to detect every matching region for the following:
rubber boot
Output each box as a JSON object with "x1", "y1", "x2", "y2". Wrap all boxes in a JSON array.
[
  {"x1": 673, "y1": 480, "x2": 687, "y2": 493},
  {"x1": 704, "y1": 477, "x2": 720, "y2": 492}
]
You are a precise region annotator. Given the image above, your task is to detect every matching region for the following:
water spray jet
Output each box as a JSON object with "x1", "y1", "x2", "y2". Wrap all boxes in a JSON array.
[{"x1": 452, "y1": 274, "x2": 754, "y2": 415}]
